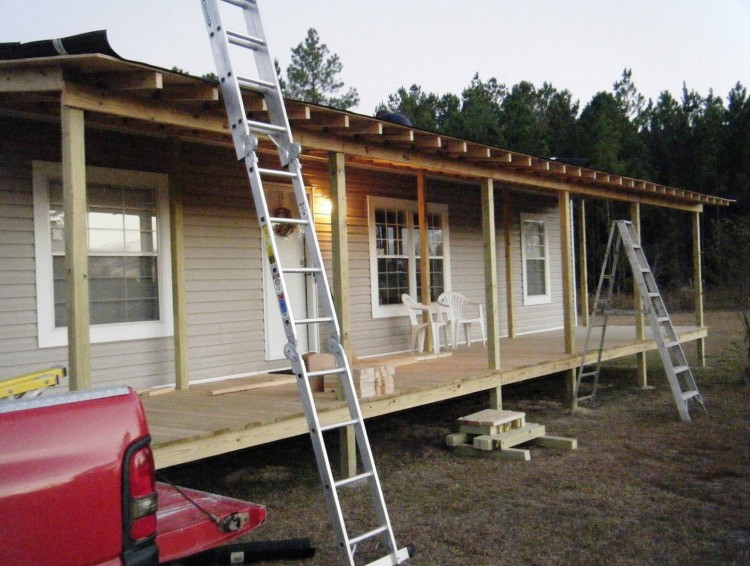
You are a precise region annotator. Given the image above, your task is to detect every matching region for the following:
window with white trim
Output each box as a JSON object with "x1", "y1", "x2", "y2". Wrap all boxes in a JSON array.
[
  {"x1": 520, "y1": 213, "x2": 551, "y2": 305},
  {"x1": 33, "y1": 161, "x2": 173, "y2": 347},
  {"x1": 368, "y1": 196, "x2": 449, "y2": 318}
]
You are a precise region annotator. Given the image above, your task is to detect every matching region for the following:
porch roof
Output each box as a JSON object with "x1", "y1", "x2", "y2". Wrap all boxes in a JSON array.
[{"x1": 0, "y1": 52, "x2": 733, "y2": 211}]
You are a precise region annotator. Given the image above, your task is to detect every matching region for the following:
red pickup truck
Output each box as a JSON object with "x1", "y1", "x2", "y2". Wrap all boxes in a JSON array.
[{"x1": 0, "y1": 386, "x2": 267, "y2": 565}]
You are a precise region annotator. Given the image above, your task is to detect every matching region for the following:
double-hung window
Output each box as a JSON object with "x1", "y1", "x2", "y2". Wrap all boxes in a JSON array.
[
  {"x1": 520, "y1": 213, "x2": 551, "y2": 305},
  {"x1": 33, "y1": 161, "x2": 173, "y2": 347},
  {"x1": 368, "y1": 196, "x2": 449, "y2": 318}
]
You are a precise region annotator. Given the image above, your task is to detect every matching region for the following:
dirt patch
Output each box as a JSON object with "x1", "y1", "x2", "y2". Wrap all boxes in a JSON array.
[{"x1": 164, "y1": 311, "x2": 750, "y2": 565}]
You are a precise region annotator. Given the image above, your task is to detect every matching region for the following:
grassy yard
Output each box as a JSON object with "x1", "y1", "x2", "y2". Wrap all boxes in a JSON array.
[{"x1": 164, "y1": 311, "x2": 750, "y2": 565}]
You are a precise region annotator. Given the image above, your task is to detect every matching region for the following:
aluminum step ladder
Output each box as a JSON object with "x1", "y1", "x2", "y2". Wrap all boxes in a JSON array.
[
  {"x1": 575, "y1": 220, "x2": 707, "y2": 423},
  {"x1": 199, "y1": 2, "x2": 410, "y2": 564}
]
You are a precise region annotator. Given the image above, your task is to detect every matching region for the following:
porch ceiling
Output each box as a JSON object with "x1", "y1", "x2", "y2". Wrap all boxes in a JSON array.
[{"x1": 0, "y1": 54, "x2": 732, "y2": 211}]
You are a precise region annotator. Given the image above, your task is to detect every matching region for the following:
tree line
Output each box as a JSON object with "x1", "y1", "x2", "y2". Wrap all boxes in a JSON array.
[{"x1": 277, "y1": 29, "x2": 749, "y2": 299}]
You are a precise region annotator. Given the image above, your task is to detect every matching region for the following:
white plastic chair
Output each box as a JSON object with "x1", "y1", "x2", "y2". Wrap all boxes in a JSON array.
[
  {"x1": 401, "y1": 294, "x2": 449, "y2": 354},
  {"x1": 438, "y1": 291, "x2": 487, "y2": 349}
]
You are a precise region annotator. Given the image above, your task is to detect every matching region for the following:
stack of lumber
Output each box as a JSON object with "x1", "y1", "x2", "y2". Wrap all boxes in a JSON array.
[
  {"x1": 446, "y1": 409, "x2": 577, "y2": 461},
  {"x1": 323, "y1": 365, "x2": 395, "y2": 398}
]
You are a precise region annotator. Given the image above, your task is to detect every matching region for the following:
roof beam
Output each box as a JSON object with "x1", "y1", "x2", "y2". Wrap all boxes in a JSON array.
[
  {"x1": 160, "y1": 84, "x2": 219, "y2": 101},
  {"x1": 86, "y1": 71, "x2": 163, "y2": 91},
  {"x1": 61, "y1": 81, "x2": 228, "y2": 135},
  {"x1": 0, "y1": 66, "x2": 64, "y2": 92}
]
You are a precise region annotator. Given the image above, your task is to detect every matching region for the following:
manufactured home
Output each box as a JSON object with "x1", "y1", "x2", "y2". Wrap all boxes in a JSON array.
[{"x1": 0, "y1": 34, "x2": 730, "y2": 467}]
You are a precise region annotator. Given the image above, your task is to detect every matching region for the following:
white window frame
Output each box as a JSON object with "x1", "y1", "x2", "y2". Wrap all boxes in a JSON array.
[
  {"x1": 33, "y1": 161, "x2": 173, "y2": 348},
  {"x1": 367, "y1": 196, "x2": 450, "y2": 318},
  {"x1": 520, "y1": 213, "x2": 551, "y2": 306}
]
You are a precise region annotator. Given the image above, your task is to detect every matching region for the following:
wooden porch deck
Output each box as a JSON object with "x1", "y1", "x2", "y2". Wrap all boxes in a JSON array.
[{"x1": 145, "y1": 324, "x2": 706, "y2": 468}]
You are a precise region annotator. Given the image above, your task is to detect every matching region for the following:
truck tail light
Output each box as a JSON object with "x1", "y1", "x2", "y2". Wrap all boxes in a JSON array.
[{"x1": 125, "y1": 439, "x2": 158, "y2": 542}]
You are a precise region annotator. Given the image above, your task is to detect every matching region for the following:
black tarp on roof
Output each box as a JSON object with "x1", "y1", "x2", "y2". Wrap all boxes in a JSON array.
[{"x1": 0, "y1": 30, "x2": 120, "y2": 61}]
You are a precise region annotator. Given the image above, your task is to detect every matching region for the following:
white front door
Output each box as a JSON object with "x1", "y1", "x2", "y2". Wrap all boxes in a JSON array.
[{"x1": 263, "y1": 230, "x2": 310, "y2": 360}]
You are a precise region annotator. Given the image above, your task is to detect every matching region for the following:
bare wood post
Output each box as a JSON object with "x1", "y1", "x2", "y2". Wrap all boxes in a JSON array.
[
  {"x1": 417, "y1": 172, "x2": 433, "y2": 350},
  {"x1": 559, "y1": 191, "x2": 576, "y2": 400},
  {"x1": 61, "y1": 104, "x2": 90, "y2": 390},
  {"x1": 169, "y1": 139, "x2": 189, "y2": 390},
  {"x1": 631, "y1": 203, "x2": 648, "y2": 387},
  {"x1": 329, "y1": 152, "x2": 356, "y2": 478},
  {"x1": 503, "y1": 190, "x2": 515, "y2": 338},
  {"x1": 482, "y1": 179, "x2": 502, "y2": 408},
  {"x1": 693, "y1": 211, "x2": 706, "y2": 366},
  {"x1": 577, "y1": 199, "x2": 589, "y2": 327}
]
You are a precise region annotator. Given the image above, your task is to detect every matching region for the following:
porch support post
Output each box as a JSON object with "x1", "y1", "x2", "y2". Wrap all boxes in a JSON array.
[
  {"x1": 692, "y1": 211, "x2": 706, "y2": 366},
  {"x1": 482, "y1": 179, "x2": 502, "y2": 408},
  {"x1": 502, "y1": 191, "x2": 515, "y2": 337},
  {"x1": 577, "y1": 199, "x2": 589, "y2": 327},
  {"x1": 417, "y1": 172, "x2": 433, "y2": 350},
  {"x1": 631, "y1": 203, "x2": 648, "y2": 388},
  {"x1": 61, "y1": 104, "x2": 90, "y2": 390},
  {"x1": 559, "y1": 191, "x2": 576, "y2": 400},
  {"x1": 329, "y1": 152, "x2": 356, "y2": 479},
  {"x1": 169, "y1": 139, "x2": 189, "y2": 390}
]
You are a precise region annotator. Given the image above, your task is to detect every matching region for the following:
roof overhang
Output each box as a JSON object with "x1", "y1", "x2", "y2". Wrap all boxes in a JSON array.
[{"x1": 0, "y1": 54, "x2": 733, "y2": 212}]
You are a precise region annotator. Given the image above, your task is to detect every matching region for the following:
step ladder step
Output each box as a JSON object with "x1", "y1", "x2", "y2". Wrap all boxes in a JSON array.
[
  {"x1": 673, "y1": 365, "x2": 690, "y2": 374},
  {"x1": 578, "y1": 371, "x2": 598, "y2": 378},
  {"x1": 238, "y1": 74, "x2": 276, "y2": 93},
  {"x1": 245, "y1": 118, "x2": 287, "y2": 135},
  {"x1": 665, "y1": 341, "x2": 680, "y2": 349},
  {"x1": 282, "y1": 267, "x2": 322, "y2": 274},
  {"x1": 269, "y1": 216, "x2": 308, "y2": 226}
]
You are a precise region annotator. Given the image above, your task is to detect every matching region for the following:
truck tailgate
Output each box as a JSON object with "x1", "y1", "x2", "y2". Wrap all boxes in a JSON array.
[{"x1": 156, "y1": 482, "x2": 266, "y2": 563}]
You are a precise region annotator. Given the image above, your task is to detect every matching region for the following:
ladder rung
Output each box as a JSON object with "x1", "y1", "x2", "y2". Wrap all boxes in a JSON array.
[
  {"x1": 320, "y1": 418, "x2": 359, "y2": 433},
  {"x1": 334, "y1": 471, "x2": 373, "y2": 489},
  {"x1": 673, "y1": 365, "x2": 690, "y2": 374},
  {"x1": 226, "y1": 29, "x2": 265, "y2": 50},
  {"x1": 349, "y1": 525, "x2": 389, "y2": 547},
  {"x1": 283, "y1": 267, "x2": 322, "y2": 274},
  {"x1": 665, "y1": 341, "x2": 679, "y2": 349},
  {"x1": 648, "y1": 292, "x2": 660, "y2": 298},
  {"x1": 269, "y1": 216, "x2": 308, "y2": 226},
  {"x1": 307, "y1": 367, "x2": 346, "y2": 378},
  {"x1": 237, "y1": 74, "x2": 275, "y2": 93},
  {"x1": 221, "y1": 0, "x2": 256, "y2": 8},
  {"x1": 656, "y1": 316, "x2": 670, "y2": 323},
  {"x1": 578, "y1": 371, "x2": 598, "y2": 378},
  {"x1": 258, "y1": 167, "x2": 297, "y2": 178},
  {"x1": 246, "y1": 118, "x2": 287, "y2": 135},
  {"x1": 296, "y1": 317, "x2": 333, "y2": 325},
  {"x1": 682, "y1": 390, "x2": 700, "y2": 401},
  {"x1": 576, "y1": 394, "x2": 596, "y2": 402}
]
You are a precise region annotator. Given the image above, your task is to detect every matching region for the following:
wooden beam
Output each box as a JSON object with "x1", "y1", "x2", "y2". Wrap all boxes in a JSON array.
[
  {"x1": 693, "y1": 211, "x2": 706, "y2": 366},
  {"x1": 169, "y1": 139, "x2": 190, "y2": 390},
  {"x1": 61, "y1": 104, "x2": 90, "y2": 390},
  {"x1": 631, "y1": 203, "x2": 648, "y2": 388},
  {"x1": 161, "y1": 84, "x2": 219, "y2": 101},
  {"x1": 0, "y1": 66, "x2": 64, "y2": 92},
  {"x1": 293, "y1": 130, "x2": 705, "y2": 212},
  {"x1": 329, "y1": 151, "x2": 356, "y2": 479},
  {"x1": 559, "y1": 191, "x2": 576, "y2": 401},
  {"x1": 503, "y1": 190, "x2": 515, "y2": 338},
  {"x1": 86, "y1": 71, "x2": 163, "y2": 91},
  {"x1": 577, "y1": 199, "x2": 589, "y2": 328},
  {"x1": 61, "y1": 81, "x2": 229, "y2": 135},
  {"x1": 417, "y1": 173, "x2": 432, "y2": 352},
  {"x1": 482, "y1": 179, "x2": 501, "y2": 381}
]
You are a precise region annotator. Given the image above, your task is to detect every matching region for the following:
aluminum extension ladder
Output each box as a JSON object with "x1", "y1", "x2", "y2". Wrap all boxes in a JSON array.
[
  {"x1": 199, "y1": 1, "x2": 410, "y2": 564},
  {"x1": 574, "y1": 220, "x2": 707, "y2": 423}
]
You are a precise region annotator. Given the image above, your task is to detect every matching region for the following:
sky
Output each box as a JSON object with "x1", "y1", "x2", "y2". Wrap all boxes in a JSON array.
[{"x1": 2, "y1": 0, "x2": 749, "y2": 115}]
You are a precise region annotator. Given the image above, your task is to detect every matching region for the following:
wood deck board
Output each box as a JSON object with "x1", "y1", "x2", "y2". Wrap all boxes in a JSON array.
[{"x1": 146, "y1": 324, "x2": 706, "y2": 468}]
